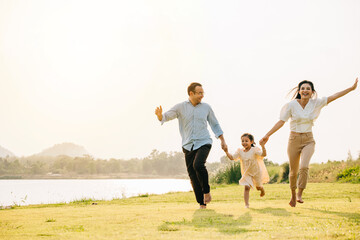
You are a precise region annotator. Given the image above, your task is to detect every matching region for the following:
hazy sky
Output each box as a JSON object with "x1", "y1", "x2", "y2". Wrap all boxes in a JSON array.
[{"x1": 1, "y1": 0, "x2": 359, "y2": 164}]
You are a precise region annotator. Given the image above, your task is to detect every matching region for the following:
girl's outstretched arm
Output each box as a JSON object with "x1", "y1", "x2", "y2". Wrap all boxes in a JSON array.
[
  {"x1": 260, "y1": 143, "x2": 267, "y2": 157},
  {"x1": 327, "y1": 77, "x2": 358, "y2": 104},
  {"x1": 225, "y1": 151, "x2": 234, "y2": 160}
]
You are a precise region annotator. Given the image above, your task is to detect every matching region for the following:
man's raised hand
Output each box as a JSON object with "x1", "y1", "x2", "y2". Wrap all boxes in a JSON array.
[{"x1": 155, "y1": 106, "x2": 163, "y2": 121}]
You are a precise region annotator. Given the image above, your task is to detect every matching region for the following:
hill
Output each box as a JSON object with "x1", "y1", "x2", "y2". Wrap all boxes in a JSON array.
[
  {"x1": 0, "y1": 145, "x2": 15, "y2": 158},
  {"x1": 37, "y1": 142, "x2": 90, "y2": 157}
]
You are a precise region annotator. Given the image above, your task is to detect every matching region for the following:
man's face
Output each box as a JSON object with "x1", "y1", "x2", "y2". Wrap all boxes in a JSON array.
[{"x1": 190, "y1": 86, "x2": 204, "y2": 105}]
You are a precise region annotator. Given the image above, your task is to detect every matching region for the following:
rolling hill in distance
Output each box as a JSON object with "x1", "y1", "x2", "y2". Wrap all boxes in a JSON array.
[
  {"x1": 0, "y1": 142, "x2": 90, "y2": 158},
  {"x1": 36, "y1": 143, "x2": 90, "y2": 157},
  {"x1": 0, "y1": 145, "x2": 15, "y2": 158}
]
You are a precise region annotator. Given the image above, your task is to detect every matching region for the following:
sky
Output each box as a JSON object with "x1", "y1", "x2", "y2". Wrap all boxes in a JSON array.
[{"x1": 0, "y1": 0, "x2": 359, "y2": 164}]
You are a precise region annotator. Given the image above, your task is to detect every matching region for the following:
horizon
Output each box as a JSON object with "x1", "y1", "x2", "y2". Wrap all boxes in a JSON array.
[{"x1": 0, "y1": 141, "x2": 358, "y2": 165}]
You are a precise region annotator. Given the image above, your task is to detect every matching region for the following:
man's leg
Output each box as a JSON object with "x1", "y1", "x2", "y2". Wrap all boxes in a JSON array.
[
  {"x1": 183, "y1": 147, "x2": 205, "y2": 206},
  {"x1": 193, "y1": 144, "x2": 212, "y2": 204}
]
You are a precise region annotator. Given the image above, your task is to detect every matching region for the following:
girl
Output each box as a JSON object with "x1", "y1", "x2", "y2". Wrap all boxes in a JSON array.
[
  {"x1": 225, "y1": 133, "x2": 270, "y2": 208},
  {"x1": 260, "y1": 78, "x2": 358, "y2": 207}
]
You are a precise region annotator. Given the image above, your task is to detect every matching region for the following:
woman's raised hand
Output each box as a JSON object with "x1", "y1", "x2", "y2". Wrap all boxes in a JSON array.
[{"x1": 351, "y1": 77, "x2": 358, "y2": 91}]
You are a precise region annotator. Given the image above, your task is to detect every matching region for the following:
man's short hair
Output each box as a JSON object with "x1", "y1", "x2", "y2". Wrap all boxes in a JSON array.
[{"x1": 187, "y1": 82, "x2": 202, "y2": 96}]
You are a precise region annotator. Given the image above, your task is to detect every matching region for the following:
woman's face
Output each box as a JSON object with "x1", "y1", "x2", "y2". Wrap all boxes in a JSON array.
[{"x1": 299, "y1": 83, "x2": 313, "y2": 100}]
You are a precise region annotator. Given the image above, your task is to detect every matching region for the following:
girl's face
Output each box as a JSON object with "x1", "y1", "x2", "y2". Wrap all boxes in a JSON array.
[
  {"x1": 299, "y1": 83, "x2": 313, "y2": 100},
  {"x1": 241, "y1": 136, "x2": 253, "y2": 150}
]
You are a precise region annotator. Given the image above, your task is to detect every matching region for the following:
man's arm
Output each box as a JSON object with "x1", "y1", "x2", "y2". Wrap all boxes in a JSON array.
[
  {"x1": 155, "y1": 104, "x2": 179, "y2": 124},
  {"x1": 218, "y1": 134, "x2": 228, "y2": 152},
  {"x1": 206, "y1": 105, "x2": 228, "y2": 152}
]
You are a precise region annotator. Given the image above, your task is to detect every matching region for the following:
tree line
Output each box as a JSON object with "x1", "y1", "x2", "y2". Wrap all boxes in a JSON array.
[{"x1": 0, "y1": 149, "x2": 223, "y2": 178}]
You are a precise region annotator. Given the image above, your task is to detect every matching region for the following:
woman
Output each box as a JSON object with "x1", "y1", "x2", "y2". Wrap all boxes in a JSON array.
[{"x1": 260, "y1": 78, "x2": 358, "y2": 207}]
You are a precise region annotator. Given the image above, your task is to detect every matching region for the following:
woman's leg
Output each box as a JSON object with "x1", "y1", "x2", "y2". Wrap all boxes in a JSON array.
[
  {"x1": 287, "y1": 133, "x2": 301, "y2": 207},
  {"x1": 290, "y1": 189, "x2": 297, "y2": 207},
  {"x1": 297, "y1": 134, "x2": 315, "y2": 203},
  {"x1": 244, "y1": 186, "x2": 250, "y2": 208}
]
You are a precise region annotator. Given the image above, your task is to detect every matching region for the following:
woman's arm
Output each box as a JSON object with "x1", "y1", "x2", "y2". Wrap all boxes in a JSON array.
[
  {"x1": 259, "y1": 120, "x2": 285, "y2": 146},
  {"x1": 327, "y1": 78, "x2": 358, "y2": 104}
]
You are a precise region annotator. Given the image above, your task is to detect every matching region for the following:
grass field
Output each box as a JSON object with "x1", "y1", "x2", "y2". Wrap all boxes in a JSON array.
[{"x1": 0, "y1": 183, "x2": 359, "y2": 239}]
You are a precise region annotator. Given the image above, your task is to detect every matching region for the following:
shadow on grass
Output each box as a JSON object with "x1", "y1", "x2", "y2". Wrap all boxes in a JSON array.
[
  {"x1": 251, "y1": 207, "x2": 291, "y2": 217},
  {"x1": 304, "y1": 208, "x2": 360, "y2": 222},
  {"x1": 159, "y1": 209, "x2": 252, "y2": 234}
]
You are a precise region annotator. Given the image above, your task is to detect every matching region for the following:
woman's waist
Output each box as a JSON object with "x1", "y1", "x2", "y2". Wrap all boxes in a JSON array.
[{"x1": 290, "y1": 131, "x2": 313, "y2": 135}]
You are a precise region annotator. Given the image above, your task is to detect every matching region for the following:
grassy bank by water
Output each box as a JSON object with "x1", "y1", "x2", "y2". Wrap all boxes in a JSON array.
[{"x1": 0, "y1": 183, "x2": 359, "y2": 239}]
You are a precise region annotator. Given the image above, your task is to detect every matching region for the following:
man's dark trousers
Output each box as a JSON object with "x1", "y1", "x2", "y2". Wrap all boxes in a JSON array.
[{"x1": 182, "y1": 144, "x2": 212, "y2": 205}]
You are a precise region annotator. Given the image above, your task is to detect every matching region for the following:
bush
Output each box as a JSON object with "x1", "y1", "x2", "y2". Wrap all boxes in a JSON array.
[
  {"x1": 280, "y1": 162, "x2": 289, "y2": 183},
  {"x1": 269, "y1": 173, "x2": 279, "y2": 183},
  {"x1": 211, "y1": 162, "x2": 242, "y2": 184},
  {"x1": 336, "y1": 166, "x2": 360, "y2": 183},
  {"x1": 266, "y1": 165, "x2": 282, "y2": 183}
]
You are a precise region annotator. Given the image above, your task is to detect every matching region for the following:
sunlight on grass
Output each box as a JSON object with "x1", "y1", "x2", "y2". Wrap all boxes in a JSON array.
[{"x1": 0, "y1": 183, "x2": 359, "y2": 239}]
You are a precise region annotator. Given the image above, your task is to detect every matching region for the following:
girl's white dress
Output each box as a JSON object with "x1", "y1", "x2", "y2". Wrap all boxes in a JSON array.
[{"x1": 233, "y1": 146, "x2": 270, "y2": 188}]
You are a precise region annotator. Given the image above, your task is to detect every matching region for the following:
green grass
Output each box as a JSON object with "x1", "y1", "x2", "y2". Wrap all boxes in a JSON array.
[{"x1": 0, "y1": 183, "x2": 359, "y2": 239}]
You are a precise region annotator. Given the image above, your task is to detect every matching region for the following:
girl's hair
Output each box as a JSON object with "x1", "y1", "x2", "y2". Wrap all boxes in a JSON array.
[
  {"x1": 288, "y1": 80, "x2": 317, "y2": 99},
  {"x1": 241, "y1": 133, "x2": 255, "y2": 147}
]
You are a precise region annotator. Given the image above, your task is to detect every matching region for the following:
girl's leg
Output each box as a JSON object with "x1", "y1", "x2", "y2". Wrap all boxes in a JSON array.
[
  {"x1": 297, "y1": 134, "x2": 315, "y2": 203},
  {"x1": 256, "y1": 186, "x2": 265, "y2": 197},
  {"x1": 254, "y1": 175, "x2": 265, "y2": 197},
  {"x1": 244, "y1": 186, "x2": 250, "y2": 208}
]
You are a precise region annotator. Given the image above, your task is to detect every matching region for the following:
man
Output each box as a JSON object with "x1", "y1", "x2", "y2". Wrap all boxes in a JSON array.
[{"x1": 155, "y1": 82, "x2": 228, "y2": 209}]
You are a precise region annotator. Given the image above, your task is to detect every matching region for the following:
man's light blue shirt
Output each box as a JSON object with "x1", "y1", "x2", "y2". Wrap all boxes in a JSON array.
[{"x1": 160, "y1": 100, "x2": 223, "y2": 151}]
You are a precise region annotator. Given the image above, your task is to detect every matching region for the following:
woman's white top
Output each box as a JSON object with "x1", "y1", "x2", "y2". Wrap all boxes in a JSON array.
[{"x1": 280, "y1": 97, "x2": 328, "y2": 133}]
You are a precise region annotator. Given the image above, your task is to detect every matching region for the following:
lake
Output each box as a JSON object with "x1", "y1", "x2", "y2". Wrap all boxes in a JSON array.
[{"x1": 0, "y1": 179, "x2": 192, "y2": 207}]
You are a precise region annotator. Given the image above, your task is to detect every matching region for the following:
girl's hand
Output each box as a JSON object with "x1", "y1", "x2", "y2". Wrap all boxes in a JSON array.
[
  {"x1": 259, "y1": 136, "x2": 269, "y2": 146},
  {"x1": 221, "y1": 142, "x2": 228, "y2": 153},
  {"x1": 225, "y1": 152, "x2": 234, "y2": 160}
]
